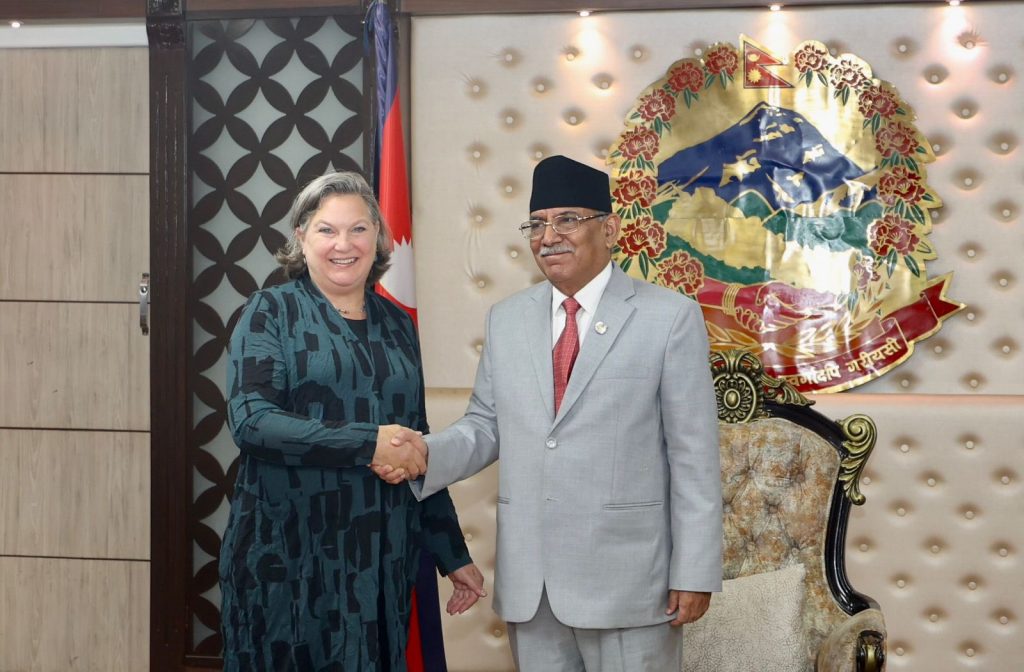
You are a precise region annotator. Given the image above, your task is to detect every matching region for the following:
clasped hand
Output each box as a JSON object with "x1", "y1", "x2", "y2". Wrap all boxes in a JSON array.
[{"x1": 371, "y1": 425, "x2": 428, "y2": 484}]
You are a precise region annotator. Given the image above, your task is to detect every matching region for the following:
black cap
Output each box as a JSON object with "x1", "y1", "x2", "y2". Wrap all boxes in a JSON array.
[{"x1": 529, "y1": 155, "x2": 613, "y2": 214}]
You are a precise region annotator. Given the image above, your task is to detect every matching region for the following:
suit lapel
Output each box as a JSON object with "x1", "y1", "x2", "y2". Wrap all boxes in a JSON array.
[
  {"x1": 553, "y1": 266, "x2": 636, "y2": 428},
  {"x1": 525, "y1": 282, "x2": 555, "y2": 422}
]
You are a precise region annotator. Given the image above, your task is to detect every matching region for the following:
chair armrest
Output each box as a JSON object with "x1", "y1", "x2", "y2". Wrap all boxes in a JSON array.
[{"x1": 816, "y1": 608, "x2": 887, "y2": 672}]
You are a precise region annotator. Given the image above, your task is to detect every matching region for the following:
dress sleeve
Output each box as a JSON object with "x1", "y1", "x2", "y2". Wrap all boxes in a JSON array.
[
  {"x1": 226, "y1": 291, "x2": 379, "y2": 467},
  {"x1": 418, "y1": 489, "x2": 472, "y2": 576}
]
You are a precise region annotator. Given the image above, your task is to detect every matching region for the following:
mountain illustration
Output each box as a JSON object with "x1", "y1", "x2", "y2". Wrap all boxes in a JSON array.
[{"x1": 657, "y1": 102, "x2": 872, "y2": 212}]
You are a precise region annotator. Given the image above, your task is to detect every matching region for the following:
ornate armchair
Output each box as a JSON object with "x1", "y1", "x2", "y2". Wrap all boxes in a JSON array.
[{"x1": 691, "y1": 351, "x2": 886, "y2": 672}]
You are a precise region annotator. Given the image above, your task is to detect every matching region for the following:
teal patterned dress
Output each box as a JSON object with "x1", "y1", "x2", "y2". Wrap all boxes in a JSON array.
[{"x1": 220, "y1": 273, "x2": 471, "y2": 671}]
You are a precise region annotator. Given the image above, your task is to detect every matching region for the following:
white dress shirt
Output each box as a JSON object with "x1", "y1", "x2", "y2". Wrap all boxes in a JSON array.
[{"x1": 550, "y1": 261, "x2": 613, "y2": 348}]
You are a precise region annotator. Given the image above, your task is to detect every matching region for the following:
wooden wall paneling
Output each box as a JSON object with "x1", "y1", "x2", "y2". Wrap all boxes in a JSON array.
[
  {"x1": 0, "y1": 0, "x2": 144, "y2": 20},
  {"x1": 0, "y1": 429, "x2": 149, "y2": 559},
  {"x1": 0, "y1": 47, "x2": 148, "y2": 174},
  {"x1": 0, "y1": 174, "x2": 149, "y2": 302},
  {"x1": 0, "y1": 557, "x2": 148, "y2": 670},
  {"x1": 0, "y1": 303, "x2": 149, "y2": 430}
]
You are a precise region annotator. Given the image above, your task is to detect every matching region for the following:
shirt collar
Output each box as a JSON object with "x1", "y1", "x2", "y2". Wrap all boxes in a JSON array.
[{"x1": 551, "y1": 261, "x2": 614, "y2": 316}]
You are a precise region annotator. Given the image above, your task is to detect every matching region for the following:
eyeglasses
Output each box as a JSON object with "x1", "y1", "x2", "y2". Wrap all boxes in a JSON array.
[{"x1": 518, "y1": 212, "x2": 607, "y2": 240}]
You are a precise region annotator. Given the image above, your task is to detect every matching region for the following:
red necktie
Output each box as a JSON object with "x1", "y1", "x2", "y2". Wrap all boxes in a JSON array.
[{"x1": 553, "y1": 297, "x2": 581, "y2": 413}]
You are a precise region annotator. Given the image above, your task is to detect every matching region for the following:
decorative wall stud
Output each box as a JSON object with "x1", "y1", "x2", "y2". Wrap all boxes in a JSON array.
[
  {"x1": 988, "y1": 132, "x2": 1016, "y2": 155},
  {"x1": 923, "y1": 64, "x2": 948, "y2": 84},
  {"x1": 563, "y1": 108, "x2": 584, "y2": 125},
  {"x1": 954, "y1": 98, "x2": 977, "y2": 118},
  {"x1": 929, "y1": 134, "x2": 950, "y2": 156},
  {"x1": 467, "y1": 142, "x2": 487, "y2": 163},
  {"x1": 988, "y1": 65, "x2": 1012, "y2": 84},
  {"x1": 993, "y1": 201, "x2": 1016, "y2": 221},
  {"x1": 993, "y1": 338, "x2": 1014, "y2": 356},
  {"x1": 498, "y1": 48, "x2": 520, "y2": 67},
  {"x1": 528, "y1": 143, "x2": 549, "y2": 161},
  {"x1": 591, "y1": 73, "x2": 613, "y2": 90},
  {"x1": 892, "y1": 38, "x2": 916, "y2": 57},
  {"x1": 464, "y1": 76, "x2": 486, "y2": 98},
  {"x1": 499, "y1": 108, "x2": 519, "y2": 128},
  {"x1": 956, "y1": 29, "x2": 981, "y2": 50}
]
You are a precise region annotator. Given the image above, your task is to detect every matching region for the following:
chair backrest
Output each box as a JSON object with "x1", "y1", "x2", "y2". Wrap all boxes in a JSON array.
[{"x1": 711, "y1": 350, "x2": 880, "y2": 666}]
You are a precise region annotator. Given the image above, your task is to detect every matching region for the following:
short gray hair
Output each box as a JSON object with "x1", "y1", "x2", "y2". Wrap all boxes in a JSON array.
[{"x1": 276, "y1": 171, "x2": 392, "y2": 284}]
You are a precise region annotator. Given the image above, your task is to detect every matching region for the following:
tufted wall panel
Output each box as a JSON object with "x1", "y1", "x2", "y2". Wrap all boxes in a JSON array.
[
  {"x1": 409, "y1": 4, "x2": 1024, "y2": 672},
  {"x1": 410, "y1": 4, "x2": 1022, "y2": 395},
  {"x1": 815, "y1": 394, "x2": 1024, "y2": 670}
]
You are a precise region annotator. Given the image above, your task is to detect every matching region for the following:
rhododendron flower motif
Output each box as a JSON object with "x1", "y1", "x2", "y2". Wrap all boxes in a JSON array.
[
  {"x1": 667, "y1": 62, "x2": 704, "y2": 94},
  {"x1": 618, "y1": 220, "x2": 667, "y2": 258},
  {"x1": 869, "y1": 213, "x2": 920, "y2": 257},
  {"x1": 637, "y1": 89, "x2": 676, "y2": 122},
  {"x1": 612, "y1": 171, "x2": 658, "y2": 208},
  {"x1": 877, "y1": 165, "x2": 926, "y2": 206},
  {"x1": 705, "y1": 46, "x2": 739, "y2": 76},
  {"x1": 858, "y1": 85, "x2": 900, "y2": 119},
  {"x1": 875, "y1": 121, "x2": 919, "y2": 158},
  {"x1": 658, "y1": 250, "x2": 705, "y2": 295},
  {"x1": 794, "y1": 44, "x2": 830, "y2": 73},
  {"x1": 619, "y1": 127, "x2": 660, "y2": 162}
]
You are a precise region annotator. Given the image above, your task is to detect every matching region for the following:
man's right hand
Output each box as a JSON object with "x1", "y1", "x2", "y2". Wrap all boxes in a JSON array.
[{"x1": 371, "y1": 425, "x2": 427, "y2": 483}]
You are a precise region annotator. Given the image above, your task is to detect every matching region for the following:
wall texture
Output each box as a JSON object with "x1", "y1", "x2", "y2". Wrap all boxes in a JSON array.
[
  {"x1": 409, "y1": 4, "x2": 1023, "y2": 670},
  {"x1": 0, "y1": 47, "x2": 150, "y2": 671}
]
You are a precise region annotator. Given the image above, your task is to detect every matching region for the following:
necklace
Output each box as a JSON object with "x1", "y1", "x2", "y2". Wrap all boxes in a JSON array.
[{"x1": 336, "y1": 304, "x2": 365, "y2": 316}]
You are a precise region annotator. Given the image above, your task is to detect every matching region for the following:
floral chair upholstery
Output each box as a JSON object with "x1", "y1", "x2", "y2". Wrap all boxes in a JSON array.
[{"x1": 710, "y1": 350, "x2": 886, "y2": 672}]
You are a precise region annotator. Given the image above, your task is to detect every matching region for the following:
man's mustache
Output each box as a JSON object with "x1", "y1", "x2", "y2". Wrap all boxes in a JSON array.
[{"x1": 540, "y1": 244, "x2": 574, "y2": 257}]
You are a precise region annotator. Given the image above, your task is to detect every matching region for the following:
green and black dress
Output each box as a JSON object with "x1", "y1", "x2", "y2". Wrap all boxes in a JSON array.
[{"x1": 220, "y1": 273, "x2": 471, "y2": 671}]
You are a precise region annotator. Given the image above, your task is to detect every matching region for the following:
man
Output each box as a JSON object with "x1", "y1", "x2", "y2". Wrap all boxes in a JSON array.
[{"x1": 389, "y1": 155, "x2": 722, "y2": 671}]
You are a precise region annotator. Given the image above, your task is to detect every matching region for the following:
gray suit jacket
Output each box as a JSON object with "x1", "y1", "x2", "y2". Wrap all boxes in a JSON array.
[{"x1": 417, "y1": 264, "x2": 722, "y2": 629}]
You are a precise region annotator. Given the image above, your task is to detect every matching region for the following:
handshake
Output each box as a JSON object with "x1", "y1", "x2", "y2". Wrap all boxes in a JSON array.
[{"x1": 371, "y1": 424, "x2": 429, "y2": 485}]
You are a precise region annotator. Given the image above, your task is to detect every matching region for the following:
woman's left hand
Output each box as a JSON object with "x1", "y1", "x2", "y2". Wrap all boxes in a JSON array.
[{"x1": 446, "y1": 563, "x2": 487, "y2": 615}]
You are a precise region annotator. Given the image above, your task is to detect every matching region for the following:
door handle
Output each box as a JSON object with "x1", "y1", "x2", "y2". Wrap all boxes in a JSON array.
[{"x1": 140, "y1": 272, "x2": 150, "y2": 335}]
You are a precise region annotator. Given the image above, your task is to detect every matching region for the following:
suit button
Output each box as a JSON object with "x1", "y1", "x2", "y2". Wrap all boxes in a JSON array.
[{"x1": 546, "y1": 438, "x2": 557, "y2": 449}]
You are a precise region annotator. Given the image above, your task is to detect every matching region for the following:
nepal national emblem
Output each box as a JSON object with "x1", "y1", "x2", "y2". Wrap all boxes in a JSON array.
[{"x1": 610, "y1": 36, "x2": 962, "y2": 392}]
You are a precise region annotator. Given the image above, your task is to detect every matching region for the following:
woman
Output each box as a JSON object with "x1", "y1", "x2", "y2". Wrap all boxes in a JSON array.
[{"x1": 220, "y1": 171, "x2": 484, "y2": 671}]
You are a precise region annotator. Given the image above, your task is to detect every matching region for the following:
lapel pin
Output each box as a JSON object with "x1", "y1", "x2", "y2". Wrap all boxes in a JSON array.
[{"x1": 594, "y1": 322, "x2": 607, "y2": 335}]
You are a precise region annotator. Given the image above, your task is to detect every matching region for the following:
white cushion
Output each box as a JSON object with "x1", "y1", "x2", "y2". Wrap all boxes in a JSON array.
[{"x1": 682, "y1": 564, "x2": 808, "y2": 672}]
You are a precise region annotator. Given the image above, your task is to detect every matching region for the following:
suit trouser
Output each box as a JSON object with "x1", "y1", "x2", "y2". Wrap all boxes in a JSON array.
[{"x1": 506, "y1": 589, "x2": 681, "y2": 672}]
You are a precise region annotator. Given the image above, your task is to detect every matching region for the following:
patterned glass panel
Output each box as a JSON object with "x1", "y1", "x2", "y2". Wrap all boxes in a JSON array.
[{"x1": 187, "y1": 15, "x2": 366, "y2": 654}]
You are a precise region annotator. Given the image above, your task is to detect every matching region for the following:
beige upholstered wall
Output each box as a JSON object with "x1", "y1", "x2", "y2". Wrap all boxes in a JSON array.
[
  {"x1": 409, "y1": 4, "x2": 1024, "y2": 671},
  {"x1": 0, "y1": 46, "x2": 150, "y2": 670}
]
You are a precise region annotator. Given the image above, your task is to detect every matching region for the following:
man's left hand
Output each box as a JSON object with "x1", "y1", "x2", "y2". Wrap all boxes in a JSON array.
[{"x1": 666, "y1": 590, "x2": 711, "y2": 626}]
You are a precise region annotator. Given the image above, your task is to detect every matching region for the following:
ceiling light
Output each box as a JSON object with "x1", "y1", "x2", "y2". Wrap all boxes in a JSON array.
[
  {"x1": 948, "y1": 0, "x2": 961, "y2": 6},
  {"x1": 578, "y1": 10, "x2": 591, "y2": 17},
  {"x1": 769, "y1": 4, "x2": 783, "y2": 11},
  {"x1": 10, "y1": 20, "x2": 22, "y2": 28}
]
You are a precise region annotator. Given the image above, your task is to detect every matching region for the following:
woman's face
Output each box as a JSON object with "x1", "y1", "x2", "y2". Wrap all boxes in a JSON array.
[{"x1": 297, "y1": 194, "x2": 378, "y2": 301}]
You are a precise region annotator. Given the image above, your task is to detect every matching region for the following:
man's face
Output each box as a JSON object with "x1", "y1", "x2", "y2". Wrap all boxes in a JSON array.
[{"x1": 529, "y1": 206, "x2": 620, "y2": 296}]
